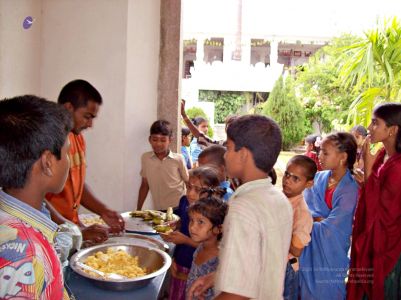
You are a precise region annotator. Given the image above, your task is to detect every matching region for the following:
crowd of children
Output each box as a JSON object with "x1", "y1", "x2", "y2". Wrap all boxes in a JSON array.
[{"x1": 1, "y1": 89, "x2": 400, "y2": 300}]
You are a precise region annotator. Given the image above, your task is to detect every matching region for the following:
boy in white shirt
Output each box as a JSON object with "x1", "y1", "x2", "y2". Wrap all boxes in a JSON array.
[{"x1": 188, "y1": 115, "x2": 293, "y2": 300}]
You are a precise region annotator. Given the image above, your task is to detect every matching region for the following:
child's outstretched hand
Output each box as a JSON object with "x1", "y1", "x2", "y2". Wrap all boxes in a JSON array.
[{"x1": 160, "y1": 230, "x2": 189, "y2": 245}]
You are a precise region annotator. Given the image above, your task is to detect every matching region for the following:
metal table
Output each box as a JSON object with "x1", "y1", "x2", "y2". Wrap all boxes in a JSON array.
[{"x1": 65, "y1": 233, "x2": 173, "y2": 300}]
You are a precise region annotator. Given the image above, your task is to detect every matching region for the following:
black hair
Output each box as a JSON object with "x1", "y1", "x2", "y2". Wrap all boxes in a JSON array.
[
  {"x1": 150, "y1": 120, "x2": 173, "y2": 137},
  {"x1": 192, "y1": 116, "x2": 208, "y2": 127},
  {"x1": 268, "y1": 168, "x2": 277, "y2": 185},
  {"x1": 288, "y1": 155, "x2": 318, "y2": 181},
  {"x1": 58, "y1": 79, "x2": 102, "y2": 109},
  {"x1": 226, "y1": 114, "x2": 282, "y2": 173},
  {"x1": 0, "y1": 95, "x2": 73, "y2": 189},
  {"x1": 181, "y1": 126, "x2": 191, "y2": 136},
  {"x1": 198, "y1": 145, "x2": 226, "y2": 167},
  {"x1": 351, "y1": 125, "x2": 368, "y2": 137},
  {"x1": 324, "y1": 132, "x2": 357, "y2": 173},
  {"x1": 188, "y1": 196, "x2": 228, "y2": 241},
  {"x1": 188, "y1": 165, "x2": 220, "y2": 188},
  {"x1": 224, "y1": 114, "x2": 239, "y2": 131},
  {"x1": 374, "y1": 103, "x2": 401, "y2": 153},
  {"x1": 305, "y1": 134, "x2": 321, "y2": 152}
]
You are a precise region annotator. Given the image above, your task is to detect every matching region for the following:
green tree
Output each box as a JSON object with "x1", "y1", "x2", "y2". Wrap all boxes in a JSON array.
[
  {"x1": 199, "y1": 90, "x2": 245, "y2": 123},
  {"x1": 185, "y1": 106, "x2": 214, "y2": 137},
  {"x1": 294, "y1": 34, "x2": 361, "y2": 132},
  {"x1": 339, "y1": 17, "x2": 401, "y2": 127},
  {"x1": 262, "y1": 76, "x2": 306, "y2": 150}
]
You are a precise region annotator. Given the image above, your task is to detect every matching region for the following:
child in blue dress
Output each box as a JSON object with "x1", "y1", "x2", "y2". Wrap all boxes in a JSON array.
[{"x1": 185, "y1": 194, "x2": 228, "y2": 300}]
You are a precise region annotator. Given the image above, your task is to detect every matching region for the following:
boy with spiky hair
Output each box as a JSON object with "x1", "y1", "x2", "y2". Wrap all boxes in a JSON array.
[{"x1": 0, "y1": 95, "x2": 72, "y2": 299}]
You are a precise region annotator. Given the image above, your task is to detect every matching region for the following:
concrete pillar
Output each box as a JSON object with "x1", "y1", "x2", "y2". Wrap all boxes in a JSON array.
[
  {"x1": 223, "y1": 36, "x2": 233, "y2": 63},
  {"x1": 241, "y1": 37, "x2": 251, "y2": 65},
  {"x1": 158, "y1": 0, "x2": 182, "y2": 152},
  {"x1": 196, "y1": 35, "x2": 205, "y2": 64},
  {"x1": 270, "y1": 40, "x2": 278, "y2": 65}
]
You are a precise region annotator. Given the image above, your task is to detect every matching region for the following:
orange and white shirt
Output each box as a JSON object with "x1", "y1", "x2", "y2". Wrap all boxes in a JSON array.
[{"x1": 46, "y1": 133, "x2": 86, "y2": 224}]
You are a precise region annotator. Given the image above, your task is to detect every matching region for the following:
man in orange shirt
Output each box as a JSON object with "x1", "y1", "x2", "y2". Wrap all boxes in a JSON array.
[{"x1": 46, "y1": 79, "x2": 124, "y2": 243}]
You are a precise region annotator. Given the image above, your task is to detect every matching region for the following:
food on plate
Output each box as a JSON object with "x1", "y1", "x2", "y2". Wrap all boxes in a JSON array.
[
  {"x1": 130, "y1": 208, "x2": 177, "y2": 225},
  {"x1": 152, "y1": 218, "x2": 164, "y2": 225},
  {"x1": 153, "y1": 224, "x2": 173, "y2": 234},
  {"x1": 80, "y1": 215, "x2": 106, "y2": 226},
  {"x1": 83, "y1": 248, "x2": 147, "y2": 278}
]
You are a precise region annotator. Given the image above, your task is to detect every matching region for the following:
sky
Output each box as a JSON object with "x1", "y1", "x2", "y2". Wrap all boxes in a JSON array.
[{"x1": 183, "y1": 0, "x2": 401, "y2": 39}]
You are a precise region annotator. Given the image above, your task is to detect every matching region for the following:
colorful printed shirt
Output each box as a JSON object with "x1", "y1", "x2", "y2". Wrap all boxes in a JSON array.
[
  {"x1": 47, "y1": 132, "x2": 86, "y2": 224},
  {"x1": 0, "y1": 190, "x2": 68, "y2": 300}
]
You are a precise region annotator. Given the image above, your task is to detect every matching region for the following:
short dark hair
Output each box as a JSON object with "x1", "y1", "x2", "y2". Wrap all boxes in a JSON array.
[
  {"x1": 351, "y1": 125, "x2": 368, "y2": 137},
  {"x1": 150, "y1": 120, "x2": 173, "y2": 137},
  {"x1": 58, "y1": 79, "x2": 102, "y2": 109},
  {"x1": 0, "y1": 95, "x2": 72, "y2": 189},
  {"x1": 288, "y1": 155, "x2": 318, "y2": 181},
  {"x1": 226, "y1": 114, "x2": 282, "y2": 173},
  {"x1": 225, "y1": 114, "x2": 239, "y2": 131},
  {"x1": 188, "y1": 165, "x2": 220, "y2": 188},
  {"x1": 198, "y1": 145, "x2": 226, "y2": 167},
  {"x1": 181, "y1": 126, "x2": 191, "y2": 136},
  {"x1": 324, "y1": 132, "x2": 357, "y2": 172},
  {"x1": 374, "y1": 103, "x2": 401, "y2": 153},
  {"x1": 188, "y1": 196, "x2": 228, "y2": 240},
  {"x1": 192, "y1": 116, "x2": 208, "y2": 126}
]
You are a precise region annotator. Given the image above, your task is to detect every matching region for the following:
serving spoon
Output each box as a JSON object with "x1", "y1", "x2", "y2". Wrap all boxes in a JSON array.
[{"x1": 75, "y1": 261, "x2": 127, "y2": 280}]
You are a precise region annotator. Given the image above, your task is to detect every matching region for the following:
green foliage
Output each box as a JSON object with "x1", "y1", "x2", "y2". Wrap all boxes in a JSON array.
[
  {"x1": 262, "y1": 76, "x2": 306, "y2": 150},
  {"x1": 185, "y1": 106, "x2": 214, "y2": 137},
  {"x1": 339, "y1": 17, "x2": 401, "y2": 127},
  {"x1": 294, "y1": 34, "x2": 361, "y2": 132},
  {"x1": 199, "y1": 90, "x2": 246, "y2": 123}
]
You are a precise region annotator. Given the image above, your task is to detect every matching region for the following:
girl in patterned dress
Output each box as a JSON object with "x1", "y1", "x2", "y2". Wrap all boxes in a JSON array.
[{"x1": 185, "y1": 194, "x2": 228, "y2": 300}]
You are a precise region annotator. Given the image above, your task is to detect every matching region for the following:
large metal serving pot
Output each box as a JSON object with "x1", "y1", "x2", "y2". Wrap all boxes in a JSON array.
[{"x1": 69, "y1": 243, "x2": 172, "y2": 291}]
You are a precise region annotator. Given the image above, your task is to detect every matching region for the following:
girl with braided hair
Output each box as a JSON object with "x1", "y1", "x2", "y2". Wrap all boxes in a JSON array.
[{"x1": 161, "y1": 165, "x2": 221, "y2": 300}]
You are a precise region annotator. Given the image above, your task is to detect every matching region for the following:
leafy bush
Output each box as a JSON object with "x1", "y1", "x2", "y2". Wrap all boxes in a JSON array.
[
  {"x1": 262, "y1": 76, "x2": 306, "y2": 150},
  {"x1": 185, "y1": 106, "x2": 214, "y2": 137},
  {"x1": 199, "y1": 90, "x2": 245, "y2": 123}
]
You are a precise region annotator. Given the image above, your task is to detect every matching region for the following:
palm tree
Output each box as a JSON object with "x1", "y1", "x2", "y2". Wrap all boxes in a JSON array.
[{"x1": 339, "y1": 17, "x2": 401, "y2": 127}]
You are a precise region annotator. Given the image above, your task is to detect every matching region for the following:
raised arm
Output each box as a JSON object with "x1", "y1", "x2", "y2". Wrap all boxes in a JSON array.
[{"x1": 181, "y1": 99, "x2": 202, "y2": 139}]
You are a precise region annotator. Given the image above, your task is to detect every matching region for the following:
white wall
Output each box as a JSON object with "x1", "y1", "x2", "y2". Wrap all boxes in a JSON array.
[
  {"x1": 40, "y1": 0, "x2": 128, "y2": 212},
  {"x1": 124, "y1": 0, "x2": 160, "y2": 210},
  {"x1": 0, "y1": 0, "x2": 162, "y2": 212},
  {"x1": 0, "y1": 0, "x2": 42, "y2": 97}
]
